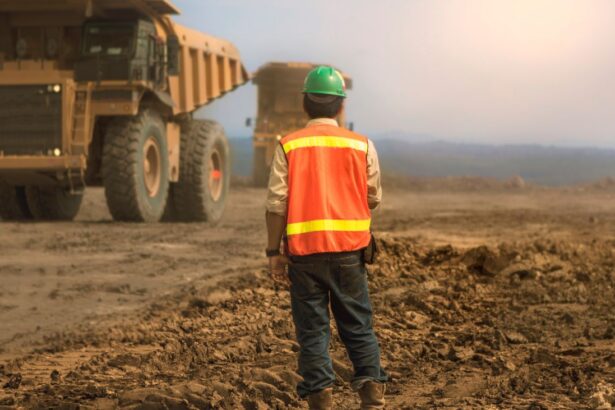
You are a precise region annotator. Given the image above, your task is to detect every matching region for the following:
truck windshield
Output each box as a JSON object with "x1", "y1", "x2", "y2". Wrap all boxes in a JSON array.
[{"x1": 83, "y1": 25, "x2": 134, "y2": 57}]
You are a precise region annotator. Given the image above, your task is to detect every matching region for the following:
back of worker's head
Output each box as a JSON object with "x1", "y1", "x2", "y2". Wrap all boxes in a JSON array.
[
  {"x1": 302, "y1": 65, "x2": 347, "y2": 119},
  {"x1": 303, "y1": 94, "x2": 344, "y2": 119}
]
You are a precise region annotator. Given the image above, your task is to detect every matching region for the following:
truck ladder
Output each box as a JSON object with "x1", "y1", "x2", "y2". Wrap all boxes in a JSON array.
[{"x1": 70, "y1": 85, "x2": 93, "y2": 156}]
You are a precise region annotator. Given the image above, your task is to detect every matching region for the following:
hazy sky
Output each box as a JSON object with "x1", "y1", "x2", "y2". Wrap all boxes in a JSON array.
[{"x1": 174, "y1": 0, "x2": 615, "y2": 147}]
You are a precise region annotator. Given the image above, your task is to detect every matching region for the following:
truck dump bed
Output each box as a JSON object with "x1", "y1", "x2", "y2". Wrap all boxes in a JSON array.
[
  {"x1": 0, "y1": 0, "x2": 180, "y2": 16},
  {"x1": 170, "y1": 23, "x2": 249, "y2": 114}
]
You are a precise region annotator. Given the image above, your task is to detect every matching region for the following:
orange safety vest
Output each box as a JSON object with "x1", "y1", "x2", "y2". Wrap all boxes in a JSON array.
[{"x1": 282, "y1": 123, "x2": 372, "y2": 256}]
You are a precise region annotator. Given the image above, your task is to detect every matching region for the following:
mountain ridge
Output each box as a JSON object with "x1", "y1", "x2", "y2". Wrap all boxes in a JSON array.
[{"x1": 228, "y1": 136, "x2": 615, "y2": 186}]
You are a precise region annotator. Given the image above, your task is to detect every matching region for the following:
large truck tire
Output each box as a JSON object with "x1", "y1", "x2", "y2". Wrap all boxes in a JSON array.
[
  {"x1": 25, "y1": 186, "x2": 83, "y2": 221},
  {"x1": 253, "y1": 146, "x2": 270, "y2": 187},
  {"x1": 171, "y1": 119, "x2": 230, "y2": 223},
  {"x1": 102, "y1": 109, "x2": 169, "y2": 223},
  {"x1": 0, "y1": 184, "x2": 33, "y2": 221}
]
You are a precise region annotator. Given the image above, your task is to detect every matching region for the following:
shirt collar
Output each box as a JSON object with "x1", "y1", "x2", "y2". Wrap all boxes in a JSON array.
[{"x1": 307, "y1": 118, "x2": 339, "y2": 128}]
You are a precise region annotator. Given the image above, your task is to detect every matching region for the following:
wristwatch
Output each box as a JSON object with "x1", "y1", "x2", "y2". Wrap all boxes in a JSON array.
[{"x1": 266, "y1": 248, "x2": 281, "y2": 257}]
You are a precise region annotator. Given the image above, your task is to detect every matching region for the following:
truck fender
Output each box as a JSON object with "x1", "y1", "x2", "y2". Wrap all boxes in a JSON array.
[{"x1": 151, "y1": 90, "x2": 176, "y2": 109}]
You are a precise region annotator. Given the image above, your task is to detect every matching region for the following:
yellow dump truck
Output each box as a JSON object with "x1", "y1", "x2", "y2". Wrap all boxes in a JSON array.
[
  {"x1": 0, "y1": 0, "x2": 249, "y2": 222},
  {"x1": 250, "y1": 62, "x2": 352, "y2": 186}
]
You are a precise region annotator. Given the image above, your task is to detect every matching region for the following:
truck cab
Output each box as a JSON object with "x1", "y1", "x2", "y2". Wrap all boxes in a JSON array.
[{"x1": 76, "y1": 19, "x2": 167, "y2": 86}]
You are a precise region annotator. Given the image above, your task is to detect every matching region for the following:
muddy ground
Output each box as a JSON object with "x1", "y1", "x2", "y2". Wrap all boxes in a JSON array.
[{"x1": 1, "y1": 186, "x2": 614, "y2": 409}]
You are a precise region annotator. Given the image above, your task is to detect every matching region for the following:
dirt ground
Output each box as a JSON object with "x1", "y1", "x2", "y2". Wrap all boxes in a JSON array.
[{"x1": 1, "y1": 185, "x2": 614, "y2": 409}]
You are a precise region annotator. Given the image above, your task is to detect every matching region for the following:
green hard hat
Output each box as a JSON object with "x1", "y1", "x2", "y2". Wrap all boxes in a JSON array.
[{"x1": 303, "y1": 65, "x2": 347, "y2": 98}]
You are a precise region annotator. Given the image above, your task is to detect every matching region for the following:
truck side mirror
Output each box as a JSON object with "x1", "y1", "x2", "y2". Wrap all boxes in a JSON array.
[
  {"x1": 167, "y1": 35, "x2": 180, "y2": 76},
  {"x1": 245, "y1": 117, "x2": 253, "y2": 127},
  {"x1": 348, "y1": 122, "x2": 354, "y2": 131}
]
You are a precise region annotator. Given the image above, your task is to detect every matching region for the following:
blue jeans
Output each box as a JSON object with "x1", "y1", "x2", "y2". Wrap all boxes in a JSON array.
[{"x1": 289, "y1": 251, "x2": 387, "y2": 398}]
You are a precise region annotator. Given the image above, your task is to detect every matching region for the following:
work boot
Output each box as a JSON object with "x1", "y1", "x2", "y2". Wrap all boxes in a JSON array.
[
  {"x1": 307, "y1": 387, "x2": 333, "y2": 410},
  {"x1": 358, "y1": 381, "x2": 386, "y2": 409}
]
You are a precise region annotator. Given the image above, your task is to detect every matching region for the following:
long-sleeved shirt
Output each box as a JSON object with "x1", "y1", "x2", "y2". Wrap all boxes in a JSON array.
[{"x1": 266, "y1": 118, "x2": 382, "y2": 217}]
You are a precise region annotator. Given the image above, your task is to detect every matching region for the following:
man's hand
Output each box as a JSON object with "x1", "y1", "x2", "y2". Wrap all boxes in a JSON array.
[
  {"x1": 269, "y1": 255, "x2": 290, "y2": 286},
  {"x1": 266, "y1": 211, "x2": 289, "y2": 286}
]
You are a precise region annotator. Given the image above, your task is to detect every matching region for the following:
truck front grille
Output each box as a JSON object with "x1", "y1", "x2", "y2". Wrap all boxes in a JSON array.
[{"x1": 0, "y1": 85, "x2": 62, "y2": 155}]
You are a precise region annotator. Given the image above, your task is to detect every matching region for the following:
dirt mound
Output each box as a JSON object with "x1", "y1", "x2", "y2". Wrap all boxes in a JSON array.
[
  {"x1": 1, "y1": 237, "x2": 614, "y2": 409},
  {"x1": 373, "y1": 237, "x2": 615, "y2": 408}
]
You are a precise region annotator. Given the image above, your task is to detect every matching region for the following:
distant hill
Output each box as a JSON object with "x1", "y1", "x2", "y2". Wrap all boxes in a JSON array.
[
  {"x1": 228, "y1": 136, "x2": 615, "y2": 186},
  {"x1": 373, "y1": 139, "x2": 615, "y2": 186}
]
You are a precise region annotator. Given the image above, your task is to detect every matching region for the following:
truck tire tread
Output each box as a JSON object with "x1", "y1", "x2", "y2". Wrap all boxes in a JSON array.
[
  {"x1": 0, "y1": 185, "x2": 33, "y2": 221},
  {"x1": 173, "y1": 119, "x2": 229, "y2": 223},
  {"x1": 102, "y1": 109, "x2": 169, "y2": 222},
  {"x1": 25, "y1": 186, "x2": 83, "y2": 221}
]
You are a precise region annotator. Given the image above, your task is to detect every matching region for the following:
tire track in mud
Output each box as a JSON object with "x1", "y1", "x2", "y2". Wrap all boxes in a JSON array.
[
  {"x1": 0, "y1": 196, "x2": 265, "y2": 359},
  {"x1": 1, "y1": 236, "x2": 614, "y2": 409}
]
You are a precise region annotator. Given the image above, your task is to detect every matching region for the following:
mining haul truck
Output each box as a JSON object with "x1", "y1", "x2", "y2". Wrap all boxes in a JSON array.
[
  {"x1": 0, "y1": 0, "x2": 249, "y2": 222},
  {"x1": 250, "y1": 62, "x2": 352, "y2": 186}
]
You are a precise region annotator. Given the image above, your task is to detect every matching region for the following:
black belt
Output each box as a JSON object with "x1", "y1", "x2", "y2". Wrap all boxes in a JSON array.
[{"x1": 290, "y1": 250, "x2": 362, "y2": 263}]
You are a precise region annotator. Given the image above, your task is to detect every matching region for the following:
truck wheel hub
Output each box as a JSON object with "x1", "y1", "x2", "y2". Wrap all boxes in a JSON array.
[
  {"x1": 143, "y1": 137, "x2": 161, "y2": 198},
  {"x1": 209, "y1": 150, "x2": 223, "y2": 202}
]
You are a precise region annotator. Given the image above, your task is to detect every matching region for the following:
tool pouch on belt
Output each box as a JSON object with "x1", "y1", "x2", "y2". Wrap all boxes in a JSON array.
[{"x1": 362, "y1": 233, "x2": 379, "y2": 265}]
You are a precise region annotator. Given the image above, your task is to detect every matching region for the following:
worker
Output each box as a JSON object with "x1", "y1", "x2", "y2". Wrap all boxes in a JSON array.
[{"x1": 265, "y1": 66, "x2": 387, "y2": 410}]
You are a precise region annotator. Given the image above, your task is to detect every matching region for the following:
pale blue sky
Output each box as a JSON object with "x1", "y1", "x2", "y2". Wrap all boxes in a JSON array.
[{"x1": 174, "y1": 0, "x2": 615, "y2": 148}]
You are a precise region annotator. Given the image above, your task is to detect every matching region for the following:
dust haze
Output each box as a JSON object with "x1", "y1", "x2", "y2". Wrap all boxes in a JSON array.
[{"x1": 190, "y1": 0, "x2": 615, "y2": 147}]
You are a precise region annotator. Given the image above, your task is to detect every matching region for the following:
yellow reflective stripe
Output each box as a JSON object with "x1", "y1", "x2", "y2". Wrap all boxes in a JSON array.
[
  {"x1": 287, "y1": 219, "x2": 371, "y2": 236},
  {"x1": 283, "y1": 136, "x2": 368, "y2": 154}
]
